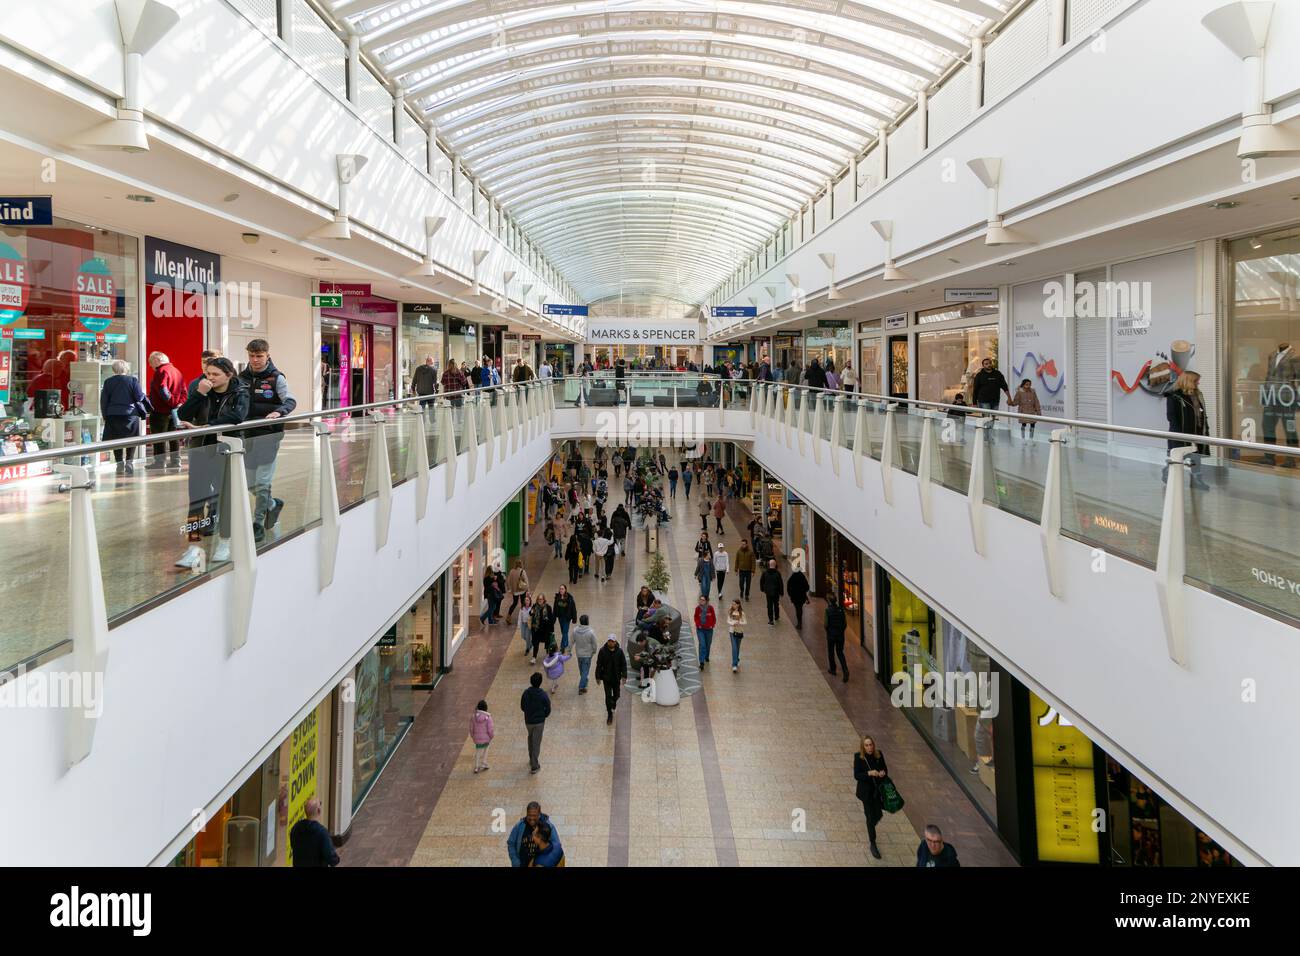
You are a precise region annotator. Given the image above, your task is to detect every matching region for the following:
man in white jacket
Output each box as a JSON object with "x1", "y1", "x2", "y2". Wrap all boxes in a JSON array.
[
  {"x1": 841, "y1": 361, "x2": 858, "y2": 393},
  {"x1": 712, "y1": 542, "x2": 730, "y2": 598}
]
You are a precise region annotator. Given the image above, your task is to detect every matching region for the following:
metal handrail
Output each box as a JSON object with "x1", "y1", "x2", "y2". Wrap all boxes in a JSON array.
[
  {"x1": 0, "y1": 380, "x2": 524, "y2": 470},
  {"x1": 756, "y1": 380, "x2": 1300, "y2": 460}
]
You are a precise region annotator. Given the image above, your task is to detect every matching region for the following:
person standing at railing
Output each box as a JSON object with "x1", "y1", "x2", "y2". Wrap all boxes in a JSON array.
[
  {"x1": 971, "y1": 357, "x2": 1011, "y2": 442},
  {"x1": 841, "y1": 361, "x2": 858, "y2": 393},
  {"x1": 99, "y1": 359, "x2": 148, "y2": 476},
  {"x1": 175, "y1": 357, "x2": 250, "y2": 569},
  {"x1": 411, "y1": 355, "x2": 438, "y2": 400},
  {"x1": 145, "y1": 351, "x2": 187, "y2": 471},
  {"x1": 1008, "y1": 378, "x2": 1042, "y2": 439},
  {"x1": 805, "y1": 358, "x2": 827, "y2": 390},
  {"x1": 1163, "y1": 371, "x2": 1212, "y2": 492},
  {"x1": 825, "y1": 363, "x2": 840, "y2": 391},
  {"x1": 238, "y1": 339, "x2": 297, "y2": 545}
]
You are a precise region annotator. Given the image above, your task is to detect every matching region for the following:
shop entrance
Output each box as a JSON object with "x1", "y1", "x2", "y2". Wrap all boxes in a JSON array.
[{"x1": 887, "y1": 335, "x2": 909, "y2": 399}]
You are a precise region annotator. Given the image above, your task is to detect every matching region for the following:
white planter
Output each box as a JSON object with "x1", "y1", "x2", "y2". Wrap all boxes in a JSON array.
[{"x1": 650, "y1": 667, "x2": 680, "y2": 706}]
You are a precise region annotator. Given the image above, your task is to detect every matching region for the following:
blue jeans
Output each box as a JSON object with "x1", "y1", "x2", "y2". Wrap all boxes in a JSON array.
[
  {"x1": 730, "y1": 632, "x2": 743, "y2": 667},
  {"x1": 559, "y1": 618, "x2": 571, "y2": 650},
  {"x1": 698, "y1": 572, "x2": 712, "y2": 599},
  {"x1": 977, "y1": 401, "x2": 999, "y2": 441},
  {"x1": 683, "y1": 479, "x2": 692, "y2": 498},
  {"x1": 669, "y1": 478, "x2": 678, "y2": 497},
  {"x1": 552, "y1": 539, "x2": 563, "y2": 558},
  {"x1": 697, "y1": 627, "x2": 714, "y2": 663},
  {"x1": 578, "y1": 656, "x2": 592, "y2": 690}
]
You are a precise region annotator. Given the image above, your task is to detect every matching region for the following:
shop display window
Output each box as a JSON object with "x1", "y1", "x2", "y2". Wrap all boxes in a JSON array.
[
  {"x1": 916, "y1": 321, "x2": 998, "y2": 404},
  {"x1": 351, "y1": 639, "x2": 416, "y2": 812}
]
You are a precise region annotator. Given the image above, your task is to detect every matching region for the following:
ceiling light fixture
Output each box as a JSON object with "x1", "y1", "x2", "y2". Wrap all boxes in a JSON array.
[
  {"x1": 125, "y1": 194, "x2": 154, "y2": 203},
  {"x1": 407, "y1": 215, "x2": 447, "y2": 277},
  {"x1": 1210, "y1": 201, "x2": 1241, "y2": 209},
  {"x1": 68, "y1": 0, "x2": 179, "y2": 152},
  {"x1": 241, "y1": 232, "x2": 259, "y2": 245},
  {"x1": 870, "y1": 220, "x2": 913, "y2": 282},
  {"x1": 967, "y1": 158, "x2": 1030, "y2": 245},
  {"x1": 223, "y1": 193, "x2": 240, "y2": 203},
  {"x1": 309, "y1": 153, "x2": 369, "y2": 240},
  {"x1": 1202, "y1": 2, "x2": 1300, "y2": 158}
]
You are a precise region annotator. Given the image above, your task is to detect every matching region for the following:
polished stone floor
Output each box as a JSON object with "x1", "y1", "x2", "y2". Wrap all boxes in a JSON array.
[{"x1": 341, "y1": 452, "x2": 1016, "y2": 867}]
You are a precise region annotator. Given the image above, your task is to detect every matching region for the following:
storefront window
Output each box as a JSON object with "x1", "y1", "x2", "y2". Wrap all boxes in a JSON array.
[
  {"x1": 825, "y1": 529, "x2": 872, "y2": 651},
  {"x1": 401, "y1": 311, "x2": 444, "y2": 396},
  {"x1": 916, "y1": 321, "x2": 999, "y2": 404},
  {"x1": 449, "y1": 554, "x2": 466, "y2": 652},
  {"x1": 0, "y1": 217, "x2": 139, "y2": 459},
  {"x1": 447, "y1": 317, "x2": 478, "y2": 366},
  {"x1": 858, "y1": 338, "x2": 882, "y2": 394},
  {"x1": 351, "y1": 637, "x2": 417, "y2": 812},
  {"x1": 373, "y1": 326, "x2": 395, "y2": 402},
  {"x1": 1228, "y1": 228, "x2": 1300, "y2": 465},
  {"x1": 399, "y1": 581, "x2": 443, "y2": 687},
  {"x1": 803, "y1": 326, "x2": 852, "y2": 372}
]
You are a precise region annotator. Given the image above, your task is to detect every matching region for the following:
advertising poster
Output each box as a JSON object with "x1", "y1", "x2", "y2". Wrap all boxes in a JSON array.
[
  {"x1": 1028, "y1": 692, "x2": 1100, "y2": 864},
  {"x1": 75, "y1": 258, "x2": 115, "y2": 332},
  {"x1": 1011, "y1": 278, "x2": 1068, "y2": 418},
  {"x1": 0, "y1": 241, "x2": 29, "y2": 325},
  {"x1": 1109, "y1": 249, "x2": 1197, "y2": 431},
  {"x1": 284, "y1": 708, "x2": 319, "y2": 867}
]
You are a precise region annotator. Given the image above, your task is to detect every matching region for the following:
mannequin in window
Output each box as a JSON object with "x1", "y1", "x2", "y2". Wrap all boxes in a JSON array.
[{"x1": 1261, "y1": 342, "x2": 1299, "y2": 466}]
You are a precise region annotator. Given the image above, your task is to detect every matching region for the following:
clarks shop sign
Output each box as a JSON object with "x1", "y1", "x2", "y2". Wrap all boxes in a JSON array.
[{"x1": 586, "y1": 321, "x2": 700, "y2": 345}]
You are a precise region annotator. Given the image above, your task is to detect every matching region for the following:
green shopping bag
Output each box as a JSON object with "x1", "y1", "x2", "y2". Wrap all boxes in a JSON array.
[{"x1": 879, "y1": 778, "x2": 905, "y2": 814}]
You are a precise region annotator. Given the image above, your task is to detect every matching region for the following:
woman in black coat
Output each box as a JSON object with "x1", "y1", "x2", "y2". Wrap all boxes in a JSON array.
[
  {"x1": 175, "y1": 357, "x2": 250, "y2": 569},
  {"x1": 1163, "y1": 371, "x2": 1210, "y2": 491},
  {"x1": 854, "y1": 736, "x2": 888, "y2": 860},
  {"x1": 786, "y1": 568, "x2": 811, "y2": 628},
  {"x1": 98, "y1": 359, "x2": 147, "y2": 473},
  {"x1": 565, "y1": 535, "x2": 581, "y2": 584}
]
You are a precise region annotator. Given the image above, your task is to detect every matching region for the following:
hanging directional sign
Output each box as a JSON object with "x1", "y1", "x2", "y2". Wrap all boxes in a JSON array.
[
  {"x1": 542, "y1": 303, "x2": 588, "y2": 316},
  {"x1": 311, "y1": 294, "x2": 343, "y2": 308},
  {"x1": 711, "y1": 306, "x2": 758, "y2": 318}
]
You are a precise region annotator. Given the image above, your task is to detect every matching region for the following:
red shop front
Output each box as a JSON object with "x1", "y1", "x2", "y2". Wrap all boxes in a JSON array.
[{"x1": 319, "y1": 284, "x2": 397, "y2": 410}]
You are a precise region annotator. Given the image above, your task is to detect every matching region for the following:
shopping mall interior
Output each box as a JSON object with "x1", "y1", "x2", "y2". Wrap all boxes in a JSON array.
[{"x1": 0, "y1": 0, "x2": 1296, "y2": 915}]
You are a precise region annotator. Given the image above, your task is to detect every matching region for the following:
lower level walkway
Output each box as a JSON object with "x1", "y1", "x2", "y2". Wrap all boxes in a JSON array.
[{"x1": 342, "y1": 451, "x2": 1015, "y2": 866}]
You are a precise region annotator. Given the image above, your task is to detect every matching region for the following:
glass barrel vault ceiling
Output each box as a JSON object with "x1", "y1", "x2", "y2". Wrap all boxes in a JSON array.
[{"x1": 323, "y1": 0, "x2": 1010, "y2": 304}]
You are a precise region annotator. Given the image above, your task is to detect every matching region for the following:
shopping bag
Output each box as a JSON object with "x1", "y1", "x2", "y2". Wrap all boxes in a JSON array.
[{"x1": 879, "y1": 778, "x2": 905, "y2": 814}]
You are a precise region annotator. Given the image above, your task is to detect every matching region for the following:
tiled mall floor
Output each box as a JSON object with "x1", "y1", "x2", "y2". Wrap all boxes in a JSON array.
[{"x1": 343, "y1": 454, "x2": 1015, "y2": 867}]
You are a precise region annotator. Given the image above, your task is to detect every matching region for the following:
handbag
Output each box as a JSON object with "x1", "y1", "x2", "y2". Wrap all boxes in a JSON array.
[{"x1": 879, "y1": 777, "x2": 905, "y2": 814}]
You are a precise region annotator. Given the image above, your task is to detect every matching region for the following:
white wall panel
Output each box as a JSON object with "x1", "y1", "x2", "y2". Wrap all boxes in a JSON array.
[
  {"x1": 926, "y1": 64, "x2": 973, "y2": 147},
  {"x1": 886, "y1": 111, "x2": 921, "y2": 179},
  {"x1": 291, "y1": 0, "x2": 346, "y2": 100}
]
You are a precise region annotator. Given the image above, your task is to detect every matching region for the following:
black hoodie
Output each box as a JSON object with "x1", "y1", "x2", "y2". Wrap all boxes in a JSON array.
[{"x1": 238, "y1": 358, "x2": 297, "y2": 437}]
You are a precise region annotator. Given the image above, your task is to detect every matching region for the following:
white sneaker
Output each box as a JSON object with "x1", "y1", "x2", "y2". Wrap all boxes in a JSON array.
[
  {"x1": 175, "y1": 544, "x2": 204, "y2": 569},
  {"x1": 212, "y1": 538, "x2": 232, "y2": 563}
]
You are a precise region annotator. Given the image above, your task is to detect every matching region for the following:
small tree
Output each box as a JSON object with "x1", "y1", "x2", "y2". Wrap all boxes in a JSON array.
[{"x1": 644, "y1": 550, "x2": 671, "y2": 594}]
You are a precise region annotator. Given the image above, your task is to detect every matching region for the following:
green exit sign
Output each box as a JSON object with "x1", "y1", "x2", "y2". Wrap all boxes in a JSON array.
[{"x1": 311, "y1": 294, "x2": 342, "y2": 308}]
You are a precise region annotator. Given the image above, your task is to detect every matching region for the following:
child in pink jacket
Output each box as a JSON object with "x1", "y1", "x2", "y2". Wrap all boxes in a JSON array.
[{"x1": 471, "y1": 700, "x2": 494, "y2": 774}]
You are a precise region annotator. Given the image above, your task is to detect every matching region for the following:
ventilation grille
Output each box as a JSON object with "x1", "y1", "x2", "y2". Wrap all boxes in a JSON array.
[
  {"x1": 291, "y1": 0, "x2": 346, "y2": 99},
  {"x1": 926, "y1": 64, "x2": 973, "y2": 147},
  {"x1": 1067, "y1": 0, "x2": 1133, "y2": 42},
  {"x1": 230, "y1": 0, "x2": 276, "y2": 34},
  {"x1": 984, "y1": 0, "x2": 1050, "y2": 105},
  {"x1": 886, "y1": 111, "x2": 921, "y2": 178}
]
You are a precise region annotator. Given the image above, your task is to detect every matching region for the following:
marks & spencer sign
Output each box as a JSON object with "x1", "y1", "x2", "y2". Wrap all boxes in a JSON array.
[{"x1": 586, "y1": 321, "x2": 700, "y2": 345}]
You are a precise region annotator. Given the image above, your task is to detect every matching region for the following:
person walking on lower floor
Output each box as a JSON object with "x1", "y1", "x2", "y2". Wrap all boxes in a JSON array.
[
  {"x1": 698, "y1": 493, "x2": 712, "y2": 531},
  {"x1": 713, "y1": 542, "x2": 729, "y2": 597},
  {"x1": 694, "y1": 595, "x2": 716, "y2": 668},
  {"x1": 682, "y1": 465, "x2": 693, "y2": 499},
  {"x1": 565, "y1": 535, "x2": 581, "y2": 584},
  {"x1": 520, "y1": 673, "x2": 551, "y2": 774},
  {"x1": 735, "y1": 539, "x2": 755, "y2": 600},
  {"x1": 825, "y1": 593, "x2": 849, "y2": 682},
  {"x1": 668, "y1": 466, "x2": 678, "y2": 497},
  {"x1": 553, "y1": 585, "x2": 578, "y2": 651},
  {"x1": 507, "y1": 802, "x2": 558, "y2": 867},
  {"x1": 471, "y1": 700, "x2": 494, "y2": 774},
  {"x1": 760, "y1": 559, "x2": 784, "y2": 624},
  {"x1": 289, "y1": 797, "x2": 339, "y2": 867},
  {"x1": 517, "y1": 593, "x2": 533, "y2": 657},
  {"x1": 853, "y1": 736, "x2": 887, "y2": 860},
  {"x1": 726, "y1": 599, "x2": 746, "y2": 672},
  {"x1": 572, "y1": 615, "x2": 598, "y2": 694},
  {"x1": 595, "y1": 635, "x2": 628, "y2": 725},
  {"x1": 917, "y1": 824, "x2": 960, "y2": 867},
  {"x1": 593, "y1": 528, "x2": 614, "y2": 582},
  {"x1": 505, "y1": 559, "x2": 530, "y2": 618},
  {"x1": 787, "y1": 565, "x2": 810, "y2": 629},
  {"x1": 529, "y1": 593, "x2": 555, "y2": 663},
  {"x1": 695, "y1": 552, "x2": 714, "y2": 600},
  {"x1": 712, "y1": 493, "x2": 726, "y2": 535},
  {"x1": 528, "y1": 822, "x2": 565, "y2": 867},
  {"x1": 542, "y1": 647, "x2": 572, "y2": 695}
]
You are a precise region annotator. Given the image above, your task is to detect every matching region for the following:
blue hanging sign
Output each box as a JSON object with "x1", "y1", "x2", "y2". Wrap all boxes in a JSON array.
[
  {"x1": 0, "y1": 196, "x2": 52, "y2": 227},
  {"x1": 542, "y1": 303, "x2": 588, "y2": 316},
  {"x1": 711, "y1": 306, "x2": 757, "y2": 318}
]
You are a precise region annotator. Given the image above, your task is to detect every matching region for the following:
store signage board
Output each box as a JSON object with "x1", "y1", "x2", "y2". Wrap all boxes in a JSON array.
[
  {"x1": 403, "y1": 303, "x2": 441, "y2": 314},
  {"x1": 75, "y1": 258, "x2": 115, "y2": 333},
  {"x1": 712, "y1": 306, "x2": 758, "y2": 318},
  {"x1": 0, "y1": 196, "x2": 52, "y2": 226},
  {"x1": 945, "y1": 288, "x2": 998, "y2": 303},
  {"x1": 319, "y1": 282, "x2": 371, "y2": 296},
  {"x1": 144, "y1": 236, "x2": 221, "y2": 289},
  {"x1": 586, "y1": 321, "x2": 700, "y2": 345},
  {"x1": 521, "y1": 334, "x2": 542, "y2": 341},
  {"x1": 817, "y1": 319, "x2": 849, "y2": 329},
  {"x1": 69, "y1": 332, "x2": 128, "y2": 343},
  {"x1": 884, "y1": 313, "x2": 907, "y2": 330},
  {"x1": 311, "y1": 294, "x2": 343, "y2": 308},
  {"x1": 10, "y1": 328, "x2": 45, "y2": 339}
]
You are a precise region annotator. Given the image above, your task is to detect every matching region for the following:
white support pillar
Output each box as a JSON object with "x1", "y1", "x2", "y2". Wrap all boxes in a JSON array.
[
  {"x1": 346, "y1": 31, "x2": 360, "y2": 106},
  {"x1": 852, "y1": 400, "x2": 866, "y2": 487},
  {"x1": 916, "y1": 90, "x2": 929, "y2": 152},
  {"x1": 1039, "y1": 427, "x2": 1069, "y2": 598},
  {"x1": 918, "y1": 411, "x2": 939, "y2": 526},
  {"x1": 51, "y1": 463, "x2": 109, "y2": 767},
  {"x1": 577, "y1": 379, "x2": 587, "y2": 427},
  {"x1": 497, "y1": 387, "x2": 509, "y2": 463},
  {"x1": 218, "y1": 435, "x2": 257, "y2": 653},
  {"x1": 313, "y1": 423, "x2": 342, "y2": 586},
  {"x1": 880, "y1": 403, "x2": 898, "y2": 505},
  {"x1": 546, "y1": 377, "x2": 555, "y2": 426},
  {"x1": 1048, "y1": 0, "x2": 1067, "y2": 51},
  {"x1": 366, "y1": 413, "x2": 393, "y2": 550},
  {"x1": 748, "y1": 381, "x2": 759, "y2": 427},
  {"x1": 970, "y1": 36, "x2": 985, "y2": 112},
  {"x1": 408, "y1": 410, "x2": 430, "y2": 521},
  {"x1": 481, "y1": 393, "x2": 495, "y2": 472},
  {"x1": 783, "y1": 387, "x2": 795, "y2": 448},
  {"x1": 439, "y1": 401, "x2": 457, "y2": 500},
  {"x1": 809, "y1": 393, "x2": 822, "y2": 463},
  {"x1": 967, "y1": 419, "x2": 992, "y2": 556},
  {"x1": 464, "y1": 397, "x2": 480, "y2": 483},
  {"x1": 829, "y1": 395, "x2": 843, "y2": 476},
  {"x1": 1155, "y1": 446, "x2": 1193, "y2": 666},
  {"x1": 797, "y1": 390, "x2": 810, "y2": 457}
]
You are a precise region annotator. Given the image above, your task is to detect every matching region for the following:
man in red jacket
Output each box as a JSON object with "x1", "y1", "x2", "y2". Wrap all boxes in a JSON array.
[
  {"x1": 146, "y1": 351, "x2": 188, "y2": 469},
  {"x1": 693, "y1": 595, "x2": 717, "y2": 668}
]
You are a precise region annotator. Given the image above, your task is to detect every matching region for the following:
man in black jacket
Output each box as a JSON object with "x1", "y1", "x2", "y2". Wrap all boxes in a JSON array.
[
  {"x1": 917, "y1": 825, "x2": 961, "y2": 868},
  {"x1": 971, "y1": 357, "x2": 1011, "y2": 442},
  {"x1": 594, "y1": 635, "x2": 628, "y2": 725},
  {"x1": 759, "y1": 560, "x2": 784, "y2": 625},
  {"x1": 825, "y1": 594, "x2": 849, "y2": 682},
  {"x1": 289, "y1": 797, "x2": 338, "y2": 866},
  {"x1": 411, "y1": 355, "x2": 438, "y2": 400},
  {"x1": 520, "y1": 672, "x2": 551, "y2": 774},
  {"x1": 787, "y1": 566, "x2": 810, "y2": 629},
  {"x1": 238, "y1": 339, "x2": 297, "y2": 543}
]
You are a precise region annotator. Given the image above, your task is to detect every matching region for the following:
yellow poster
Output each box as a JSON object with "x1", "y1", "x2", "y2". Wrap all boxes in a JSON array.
[
  {"x1": 284, "y1": 708, "x2": 319, "y2": 867},
  {"x1": 1028, "y1": 692, "x2": 1098, "y2": 863}
]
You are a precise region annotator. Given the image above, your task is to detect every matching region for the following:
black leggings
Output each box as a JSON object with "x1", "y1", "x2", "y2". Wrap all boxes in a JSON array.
[{"x1": 861, "y1": 801, "x2": 880, "y2": 844}]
